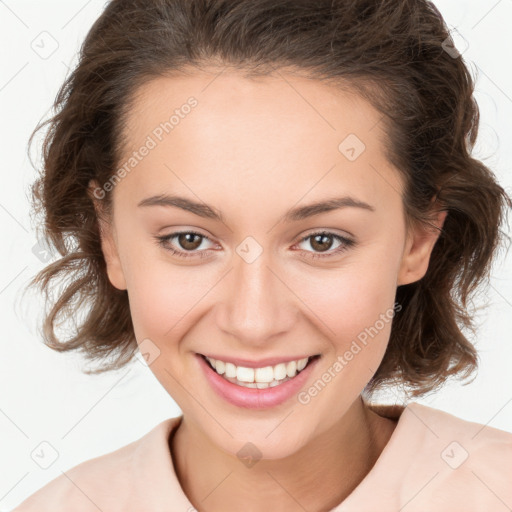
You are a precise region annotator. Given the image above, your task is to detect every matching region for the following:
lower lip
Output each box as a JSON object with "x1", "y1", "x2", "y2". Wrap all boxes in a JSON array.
[{"x1": 196, "y1": 354, "x2": 320, "y2": 410}]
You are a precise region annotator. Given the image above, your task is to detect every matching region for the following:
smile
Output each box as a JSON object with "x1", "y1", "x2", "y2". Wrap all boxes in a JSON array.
[
  {"x1": 202, "y1": 355, "x2": 315, "y2": 389},
  {"x1": 197, "y1": 353, "x2": 322, "y2": 409}
]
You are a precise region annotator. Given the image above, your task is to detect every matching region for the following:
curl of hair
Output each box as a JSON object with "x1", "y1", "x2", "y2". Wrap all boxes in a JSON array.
[{"x1": 26, "y1": 0, "x2": 511, "y2": 397}]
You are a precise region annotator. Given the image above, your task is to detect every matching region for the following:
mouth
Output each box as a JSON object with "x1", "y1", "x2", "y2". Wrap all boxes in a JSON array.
[
  {"x1": 199, "y1": 353, "x2": 321, "y2": 389},
  {"x1": 195, "y1": 350, "x2": 322, "y2": 409}
]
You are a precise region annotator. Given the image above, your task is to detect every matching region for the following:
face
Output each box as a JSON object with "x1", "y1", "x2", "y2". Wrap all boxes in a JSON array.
[{"x1": 92, "y1": 68, "x2": 445, "y2": 459}]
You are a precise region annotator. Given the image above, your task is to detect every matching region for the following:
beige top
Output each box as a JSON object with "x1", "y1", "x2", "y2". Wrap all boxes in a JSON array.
[{"x1": 12, "y1": 402, "x2": 512, "y2": 511}]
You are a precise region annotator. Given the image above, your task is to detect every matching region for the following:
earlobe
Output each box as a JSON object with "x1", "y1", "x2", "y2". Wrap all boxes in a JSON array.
[
  {"x1": 397, "y1": 209, "x2": 447, "y2": 286},
  {"x1": 87, "y1": 181, "x2": 127, "y2": 291}
]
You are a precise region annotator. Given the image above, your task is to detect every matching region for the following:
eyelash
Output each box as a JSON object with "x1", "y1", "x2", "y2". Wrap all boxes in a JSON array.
[{"x1": 155, "y1": 230, "x2": 356, "y2": 260}]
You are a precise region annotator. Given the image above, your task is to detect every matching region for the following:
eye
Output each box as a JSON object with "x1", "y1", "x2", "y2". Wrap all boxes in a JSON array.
[
  {"x1": 294, "y1": 231, "x2": 356, "y2": 259},
  {"x1": 155, "y1": 230, "x2": 217, "y2": 259},
  {"x1": 155, "y1": 229, "x2": 356, "y2": 260}
]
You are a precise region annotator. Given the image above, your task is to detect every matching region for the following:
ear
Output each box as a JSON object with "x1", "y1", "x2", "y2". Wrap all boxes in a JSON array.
[
  {"x1": 397, "y1": 207, "x2": 447, "y2": 286},
  {"x1": 87, "y1": 180, "x2": 127, "y2": 291}
]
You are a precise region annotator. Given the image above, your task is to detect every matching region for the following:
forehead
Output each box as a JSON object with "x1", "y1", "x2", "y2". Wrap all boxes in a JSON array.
[
  {"x1": 115, "y1": 68, "x2": 403, "y2": 217},
  {"x1": 125, "y1": 67, "x2": 385, "y2": 152}
]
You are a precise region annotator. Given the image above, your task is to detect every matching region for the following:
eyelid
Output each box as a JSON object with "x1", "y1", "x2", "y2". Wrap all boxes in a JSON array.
[
  {"x1": 154, "y1": 229, "x2": 218, "y2": 260},
  {"x1": 161, "y1": 229, "x2": 217, "y2": 248},
  {"x1": 155, "y1": 228, "x2": 356, "y2": 260},
  {"x1": 293, "y1": 230, "x2": 356, "y2": 258},
  {"x1": 298, "y1": 227, "x2": 355, "y2": 241}
]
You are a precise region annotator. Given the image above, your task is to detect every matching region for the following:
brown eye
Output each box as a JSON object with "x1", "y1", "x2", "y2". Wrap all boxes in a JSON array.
[
  {"x1": 155, "y1": 230, "x2": 216, "y2": 259},
  {"x1": 177, "y1": 233, "x2": 203, "y2": 251},
  {"x1": 309, "y1": 233, "x2": 335, "y2": 252},
  {"x1": 296, "y1": 231, "x2": 356, "y2": 260}
]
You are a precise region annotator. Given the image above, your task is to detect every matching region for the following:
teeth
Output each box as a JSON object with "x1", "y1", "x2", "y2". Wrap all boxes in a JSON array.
[
  {"x1": 228, "y1": 377, "x2": 292, "y2": 389},
  {"x1": 297, "y1": 358, "x2": 308, "y2": 371},
  {"x1": 237, "y1": 366, "x2": 254, "y2": 383},
  {"x1": 286, "y1": 360, "x2": 297, "y2": 377},
  {"x1": 256, "y1": 365, "x2": 274, "y2": 382},
  {"x1": 225, "y1": 362, "x2": 236, "y2": 378},
  {"x1": 215, "y1": 359, "x2": 226, "y2": 375},
  {"x1": 205, "y1": 356, "x2": 311, "y2": 384}
]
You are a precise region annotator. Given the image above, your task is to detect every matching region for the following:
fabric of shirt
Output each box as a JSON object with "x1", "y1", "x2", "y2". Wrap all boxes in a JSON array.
[{"x1": 12, "y1": 401, "x2": 512, "y2": 511}]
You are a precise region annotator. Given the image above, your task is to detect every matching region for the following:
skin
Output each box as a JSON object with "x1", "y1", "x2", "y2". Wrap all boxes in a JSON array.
[{"x1": 90, "y1": 66, "x2": 446, "y2": 512}]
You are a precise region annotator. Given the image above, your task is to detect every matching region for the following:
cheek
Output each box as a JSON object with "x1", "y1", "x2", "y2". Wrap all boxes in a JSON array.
[
  {"x1": 293, "y1": 267, "x2": 399, "y2": 418},
  {"x1": 295, "y1": 256, "x2": 399, "y2": 342},
  {"x1": 125, "y1": 264, "x2": 211, "y2": 394},
  {"x1": 289, "y1": 247, "x2": 401, "y2": 397},
  {"x1": 126, "y1": 263, "x2": 208, "y2": 343}
]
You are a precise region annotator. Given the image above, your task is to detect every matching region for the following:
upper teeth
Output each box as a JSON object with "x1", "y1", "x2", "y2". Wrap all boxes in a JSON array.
[{"x1": 206, "y1": 356, "x2": 310, "y2": 384}]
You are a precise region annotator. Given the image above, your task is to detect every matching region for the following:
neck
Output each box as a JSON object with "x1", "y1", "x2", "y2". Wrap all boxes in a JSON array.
[{"x1": 170, "y1": 396, "x2": 397, "y2": 512}]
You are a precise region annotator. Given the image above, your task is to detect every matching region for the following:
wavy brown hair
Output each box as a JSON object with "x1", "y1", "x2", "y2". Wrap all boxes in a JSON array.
[{"x1": 26, "y1": 0, "x2": 511, "y2": 398}]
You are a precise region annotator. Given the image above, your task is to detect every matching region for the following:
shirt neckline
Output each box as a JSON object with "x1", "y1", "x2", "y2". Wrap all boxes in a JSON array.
[
  {"x1": 328, "y1": 401, "x2": 410, "y2": 509},
  {"x1": 159, "y1": 401, "x2": 411, "y2": 510}
]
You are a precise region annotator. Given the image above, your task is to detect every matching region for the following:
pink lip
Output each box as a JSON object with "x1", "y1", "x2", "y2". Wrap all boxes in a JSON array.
[
  {"x1": 196, "y1": 353, "x2": 321, "y2": 410},
  {"x1": 200, "y1": 353, "x2": 317, "y2": 368}
]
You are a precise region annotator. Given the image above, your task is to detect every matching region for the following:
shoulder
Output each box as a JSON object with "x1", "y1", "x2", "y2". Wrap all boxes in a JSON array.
[
  {"x1": 12, "y1": 417, "x2": 182, "y2": 512},
  {"x1": 402, "y1": 402, "x2": 512, "y2": 462},
  {"x1": 343, "y1": 401, "x2": 512, "y2": 511},
  {"x1": 394, "y1": 402, "x2": 512, "y2": 510}
]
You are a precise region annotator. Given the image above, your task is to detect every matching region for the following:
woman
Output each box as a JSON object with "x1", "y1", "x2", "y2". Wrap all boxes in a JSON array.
[{"x1": 14, "y1": 0, "x2": 512, "y2": 510}]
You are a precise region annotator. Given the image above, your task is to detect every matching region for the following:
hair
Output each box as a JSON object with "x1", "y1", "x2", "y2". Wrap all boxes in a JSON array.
[{"x1": 26, "y1": 0, "x2": 511, "y2": 399}]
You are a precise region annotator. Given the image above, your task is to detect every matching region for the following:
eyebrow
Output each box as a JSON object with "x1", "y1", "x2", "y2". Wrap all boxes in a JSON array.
[{"x1": 137, "y1": 194, "x2": 375, "y2": 223}]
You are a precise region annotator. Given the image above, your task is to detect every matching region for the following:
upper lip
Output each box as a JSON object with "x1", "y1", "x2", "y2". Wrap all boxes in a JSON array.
[{"x1": 199, "y1": 353, "x2": 320, "y2": 368}]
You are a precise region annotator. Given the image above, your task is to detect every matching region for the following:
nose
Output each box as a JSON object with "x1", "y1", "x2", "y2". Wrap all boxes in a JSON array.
[{"x1": 215, "y1": 248, "x2": 298, "y2": 347}]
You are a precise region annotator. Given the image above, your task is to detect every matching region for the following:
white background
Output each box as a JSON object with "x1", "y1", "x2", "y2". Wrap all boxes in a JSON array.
[{"x1": 1, "y1": 0, "x2": 511, "y2": 509}]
